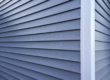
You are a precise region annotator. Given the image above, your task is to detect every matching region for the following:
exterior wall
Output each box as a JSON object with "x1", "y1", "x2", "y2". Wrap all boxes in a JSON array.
[
  {"x1": 0, "y1": 0, "x2": 81, "y2": 80},
  {"x1": 95, "y1": 0, "x2": 110, "y2": 80}
]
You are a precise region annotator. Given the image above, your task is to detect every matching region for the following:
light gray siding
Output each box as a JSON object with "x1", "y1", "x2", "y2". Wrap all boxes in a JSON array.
[
  {"x1": 95, "y1": 0, "x2": 110, "y2": 80},
  {"x1": 0, "y1": 0, "x2": 81, "y2": 80}
]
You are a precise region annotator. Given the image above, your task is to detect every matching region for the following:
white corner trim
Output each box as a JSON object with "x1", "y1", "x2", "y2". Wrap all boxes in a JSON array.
[{"x1": 81, "y1": 0, "x2": 95, "y2": 80}]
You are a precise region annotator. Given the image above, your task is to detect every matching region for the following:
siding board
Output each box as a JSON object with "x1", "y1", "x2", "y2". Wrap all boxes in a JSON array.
[
  {"x1": 95, "y1": 0, "x2": 110, "y2": 80},
  {"x1": 0, "y1": 0, "x2": 81, "y2": 80}
]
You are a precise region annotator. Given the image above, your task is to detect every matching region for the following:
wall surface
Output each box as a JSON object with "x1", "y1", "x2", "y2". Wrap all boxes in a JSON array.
[
  {"x1": 0, "y1": 0, "x2": 81, "y2": 80},
  {"x1": 95, "y1": 0, "x2": 110, "y2": 80}
]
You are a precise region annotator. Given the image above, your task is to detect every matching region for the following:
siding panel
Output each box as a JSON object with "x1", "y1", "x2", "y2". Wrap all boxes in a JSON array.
[
  {"x1": 0, "y1": 0, "x2": 81, "y2": 80},
  {"x1": 95, "y1": 0, "x2": 110, "y2": 80}
]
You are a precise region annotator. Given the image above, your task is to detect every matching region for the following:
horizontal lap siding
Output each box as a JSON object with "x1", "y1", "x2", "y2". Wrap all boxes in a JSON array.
[
  {"x1": 0, "y1": 0, "x2": 81, "y2": 80},
  {"x1": 95, "y1": 0, "x2": 110, "y2": 80}
]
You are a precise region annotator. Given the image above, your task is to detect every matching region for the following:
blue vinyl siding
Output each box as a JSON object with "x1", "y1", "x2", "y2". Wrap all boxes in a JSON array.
[
  {"x1": 95, "y1": 0, "x2": 110, "y2": 80},
  {"x1": 0, "y1": 0, "x2": 81, "y2": 80}
]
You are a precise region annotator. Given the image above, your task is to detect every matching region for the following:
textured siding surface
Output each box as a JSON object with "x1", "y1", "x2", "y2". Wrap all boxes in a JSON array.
[
  {"x1": 0, "y1": 0, "x2": 81, "y2": 80},
  {"x1": 95, "y1": 0, "x2": 110, "y2": 80}
]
